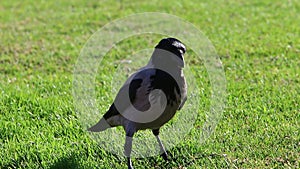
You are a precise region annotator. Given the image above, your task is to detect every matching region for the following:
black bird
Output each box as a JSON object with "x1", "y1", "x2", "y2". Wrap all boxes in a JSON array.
[{"x1": 88, "y1": 37, "x2": 187, "y2": 169}]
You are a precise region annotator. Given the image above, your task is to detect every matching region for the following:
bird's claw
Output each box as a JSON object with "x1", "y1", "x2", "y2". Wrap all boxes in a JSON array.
[
  {"x1": 127, "y1": 157, "x2": 133, "y2": 169},
  {"x1": 161, "y1": 152, "x2": 169, "y2": 161}
]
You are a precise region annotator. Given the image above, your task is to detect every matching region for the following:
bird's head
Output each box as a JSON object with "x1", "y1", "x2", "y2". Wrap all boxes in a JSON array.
[
  {"x1": 152, "y1": 38, "x2": 186, "y2": 68},
  {"x1": 155, "y1": 38, "x2": 186, "y2": 59}
]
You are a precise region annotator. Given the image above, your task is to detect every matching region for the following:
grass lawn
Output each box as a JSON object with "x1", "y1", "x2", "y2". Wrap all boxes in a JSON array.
[{"x1": 0, "y1": 0, "x2": 299, "y2": 168}]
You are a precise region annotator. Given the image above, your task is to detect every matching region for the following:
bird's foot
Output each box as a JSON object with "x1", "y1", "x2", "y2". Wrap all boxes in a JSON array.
[
  {"x1": 161, "y1": 152, "x2": 169, "y2": 161},
  {"x1": 127, "y1": 157, "x2": 134, "y2": 169}
]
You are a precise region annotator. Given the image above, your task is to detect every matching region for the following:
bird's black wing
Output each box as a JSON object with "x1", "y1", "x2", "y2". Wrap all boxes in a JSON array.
[
  {"x1": 103, "y1": 68, "x2": 156, "y2": 119},
  {"x1": 178, "y1": 96, "x2": 187, "y2": 110}
]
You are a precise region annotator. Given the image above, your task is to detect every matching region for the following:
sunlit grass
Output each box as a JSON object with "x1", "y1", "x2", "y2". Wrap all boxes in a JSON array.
[{"x1": 0, "y1": 0, "x2": 299, "y2": 168}]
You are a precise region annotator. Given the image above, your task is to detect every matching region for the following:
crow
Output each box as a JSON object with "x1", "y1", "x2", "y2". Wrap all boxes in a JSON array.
[{"x1": 88, "y1": 37, "x2": 187, "y2": 169}]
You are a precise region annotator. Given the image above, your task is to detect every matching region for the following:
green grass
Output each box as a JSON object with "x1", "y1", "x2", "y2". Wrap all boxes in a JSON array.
[{"x1": 1, "y1": 0, "x2": 299, "y2": 168}]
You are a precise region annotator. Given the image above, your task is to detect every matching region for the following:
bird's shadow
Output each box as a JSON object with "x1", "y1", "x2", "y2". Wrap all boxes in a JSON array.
[
  {"x1": 49, "y1": 154, "x2": 80, "y2": 169},
  {"x1": 133, "y1": 145, "x2": 210, "y2": 168},
  {"x1": 49, "y1": 144, "x2": 212, "y2": 169}
]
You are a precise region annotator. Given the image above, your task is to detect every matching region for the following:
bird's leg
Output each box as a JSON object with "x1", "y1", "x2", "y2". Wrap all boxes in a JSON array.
[
  {"x1": 124, "y1": 128, "x2": 135, "y2": 169},
  {"x1": 125, "y1": 136, "x2": 133, "y2": 169},
  {"x1": 152, "y1": 129, "x2": 168, "y2": 161}
]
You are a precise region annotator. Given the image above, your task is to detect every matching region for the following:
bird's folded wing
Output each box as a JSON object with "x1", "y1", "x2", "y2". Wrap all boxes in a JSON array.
[
  {"x1": 177, "y1": 96, "x2": 187, "y2": 110},
  {"x1": 113, "y1": 69, "x2": 156, "y2": 114}
]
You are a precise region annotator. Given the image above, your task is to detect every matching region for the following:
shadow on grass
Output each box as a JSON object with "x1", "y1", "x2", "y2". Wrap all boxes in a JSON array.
[
  {"x1": 50, "y1": 154, "x2": 80, "y2": 169},
  {"x1": 49, "y1": 146, "x2": 124, "y2": 169},
  {"x1": 134, "y1": 145, "x2": 213, "y2": 168},
  {"x1": 49, "y1": 144, "x2": 213, "y2": 169}
]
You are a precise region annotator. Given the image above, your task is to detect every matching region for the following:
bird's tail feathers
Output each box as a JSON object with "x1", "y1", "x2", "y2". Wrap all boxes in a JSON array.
[{"x1": 87, "y1": 118, "x2": 111, "y2": 132}]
